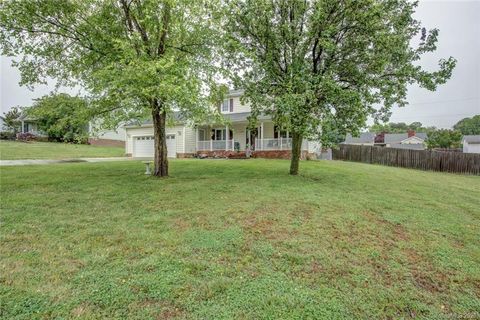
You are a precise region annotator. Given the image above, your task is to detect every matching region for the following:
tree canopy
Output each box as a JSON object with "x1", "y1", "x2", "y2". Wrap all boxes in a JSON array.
[
  {"x1": 426, "y1": 129, "x2": 462, "y2": 149},
  {"x1": 26, "y1": 93, "x2": 90, "y2": 143},
  {"x1": 0, "y1": 0, "x2": 222, "y2": 176},
  {"x1": 227, "y1": 0, "x2": 456, "y2": 174},
  {"x1": 453, "y1": 115, "x2": 480, "y2": 136},
  {"x1": 369, "y1": 121, "x2": 436, "y2": 134}
]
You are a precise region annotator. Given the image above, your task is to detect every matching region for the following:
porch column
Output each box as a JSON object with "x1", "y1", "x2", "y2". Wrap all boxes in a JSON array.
[
  {"x1": 21, "y1": 120, "x2": 24, "y2": 133},
  {"x1": 225, "y1": 124, "x2": 229, "y2": 150},
  {"x1": 210, "y1": 127, "x2": 213, "y2": 151},
  {"x1": 195, "y1": 127, "x2": 198, "y2": 152},
  {"x1": 260, "y1": 122, "x2": 264, "y2": 150}
]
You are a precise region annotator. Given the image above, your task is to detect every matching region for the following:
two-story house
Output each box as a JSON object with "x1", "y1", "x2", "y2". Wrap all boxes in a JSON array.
[{"x1": 124, "y1": 89, "x2": 321, "y2": 159}]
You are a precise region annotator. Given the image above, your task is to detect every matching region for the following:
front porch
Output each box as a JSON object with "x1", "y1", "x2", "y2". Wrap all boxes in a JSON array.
[{"x1": 195, "y1": 121, "x2": 308, "y2": 152}]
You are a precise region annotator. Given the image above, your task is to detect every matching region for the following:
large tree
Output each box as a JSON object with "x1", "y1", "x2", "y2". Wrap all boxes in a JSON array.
[
  {"x1": 453, "y1": 115, "x2": 480, "y2": 136},
  {"x1": 227, "y1": 0, "x2": 456, "y2": 175},
  {"x1": 369, "y1": 121, "x2": 436, "y2": 134},
  {"x1": 426, "y1": 129, "x2": 462, "y2": 149},
  {"x1": 0, "y1": 0, "x2": 221, "y2": 176}
]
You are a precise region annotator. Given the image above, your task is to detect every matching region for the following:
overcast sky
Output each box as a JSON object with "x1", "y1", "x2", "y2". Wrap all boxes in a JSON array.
[{"x1": 0, "y1": 0, "x2": 479, "y2": 128}]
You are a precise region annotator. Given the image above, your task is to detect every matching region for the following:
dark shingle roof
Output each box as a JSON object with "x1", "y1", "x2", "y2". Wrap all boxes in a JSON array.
[
  {"x1": 124, "y1": 111, "x2": 271, "y2": 128},
  {"x1": 389, "y1": 143, "x2": 426, "y2": 150},
  {"x1": 384, "y1": 133, "x2": 426, "y2": 143},
  {"x1": 344, "y1": 132, "x2": 375, "y2": 144}
]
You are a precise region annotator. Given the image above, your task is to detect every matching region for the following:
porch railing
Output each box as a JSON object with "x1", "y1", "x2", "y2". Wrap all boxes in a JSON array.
[
  {"x1": 255, "y1": 138, "x2": 292, "y2": 151},
  {"x1": 197, "y1": 140, "x2": 234, "y2": 151},
  {"x1": 254, "y1": 138, "x2": 308, "y2": 151}
]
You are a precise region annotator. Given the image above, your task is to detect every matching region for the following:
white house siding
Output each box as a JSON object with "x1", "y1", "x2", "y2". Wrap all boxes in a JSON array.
[
  {"x1": 262, "y1": 122, "x2": 275, "y2": 138},
  {"x1": 231, "y1": 96, "x2": 251, "y2": 113},
  {"x1": 126, "y1": 125, "x2": 189, "y2": 157},
  {"x1": 464, "y1": 143, "x2": 480, "y2": 153},
  {"x1": 184, "y1": 127, "x2": 196, "y2": 154},
  {"x1": 95, "y1": 127, "x2": 126, "y2": 141},
  {"x1": 89, "y1": 120, "x2": 126, "y2": 141}
]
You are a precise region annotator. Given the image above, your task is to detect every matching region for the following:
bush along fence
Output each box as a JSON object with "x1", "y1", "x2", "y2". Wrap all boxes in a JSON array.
[{"x1": 333, "y1": 144, "x2": 480, "y2": 175}]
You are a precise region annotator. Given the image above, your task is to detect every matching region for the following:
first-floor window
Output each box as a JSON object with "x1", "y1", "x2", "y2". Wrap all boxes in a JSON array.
[
  {"x1": 274, "y1": 125, "x2": 288, "y2": 138},
  {"x1": 198, "y1": 129, "x2": 206, "y2": 141},
  {"x1": 215, "y1": 129, "x2": 224, "y2": 140},
  {"x1": 211, "y1": 129, "x2": 233, "y2": 140}
]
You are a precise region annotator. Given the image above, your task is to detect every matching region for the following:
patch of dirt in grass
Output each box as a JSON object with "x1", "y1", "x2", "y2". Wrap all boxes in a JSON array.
[
  {"x1": 171, "y1": 217, "x2": 192, "y2": 231},
  {"x1": 404, "y1": 248, "x2": 453, "y2": 294},
  {"x1": 71, "y1": 303, "x2": 91, "y2": 317},
  {"x1": 361, "y1": 211, "x2": 410, "y2": 242},
  {"x1": 133, "y1": 299, "x2": 185, "y2": 320},
  {"x1": 360, "y1": 211, "x2": 459, "y2": 294},
  {"x1": 242, "y1": 215, "x2": 297, "y2": 242}
]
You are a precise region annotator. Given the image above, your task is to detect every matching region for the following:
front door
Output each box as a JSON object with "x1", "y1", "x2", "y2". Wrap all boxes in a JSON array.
[{"x1": 246, "y1": 128, "x2": 258, "y2": 150}]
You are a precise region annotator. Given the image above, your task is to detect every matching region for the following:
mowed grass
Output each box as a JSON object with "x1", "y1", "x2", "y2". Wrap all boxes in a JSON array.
[
  {"x1": 1, "y1": 159, "x2": 479, "y2": 319},
  {"x1": 0, "y1": 140, "x2": 124, "y2": 160}
]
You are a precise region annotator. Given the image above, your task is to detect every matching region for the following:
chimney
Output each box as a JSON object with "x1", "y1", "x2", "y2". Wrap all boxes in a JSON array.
[
  {"x1": 375, "y1": 132, "x2": 385, "y2": 144},
  {"x1": 407, "y1": 130, "x2": 415, "y2": 138}
]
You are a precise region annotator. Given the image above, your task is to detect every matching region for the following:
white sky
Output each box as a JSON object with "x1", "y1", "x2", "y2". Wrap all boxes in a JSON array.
[{"x1": 1, "y1": 0, "x2": 479, "y2": 128}]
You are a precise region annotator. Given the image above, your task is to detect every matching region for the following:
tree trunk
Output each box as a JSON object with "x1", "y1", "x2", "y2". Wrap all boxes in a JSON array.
[
  {"x1": 289, "y1": 132, "x2": 303, "y2": 175},
  {"x1": 151, "y1": 100, "x2": 168, "y2": 177}
]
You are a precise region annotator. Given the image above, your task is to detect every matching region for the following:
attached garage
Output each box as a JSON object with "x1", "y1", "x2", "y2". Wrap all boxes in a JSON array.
[
  {"x1": 125, "y1": 121, "x2": 197, "y2": 158},
  {"x1": 132, "y1": 134, "x2": 177, "y2": 158}
]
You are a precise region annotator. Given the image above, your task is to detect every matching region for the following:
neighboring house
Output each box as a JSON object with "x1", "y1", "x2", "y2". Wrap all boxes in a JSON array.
[
  {"x1": 384, "y1": 131, "x2": 427, "y2": 150},
  {"x1": 342, "y1": 132, "x2": 375, "y2": 145},
  {"x1": 17, "y1": 113, "x2": 46, "y2": 136},
  {"x1": 462, "y1": 135, "x2": 480, "y2": 153},
  {"x1": 88, "y1": 122, "x2": 126, "y2": 148},
  {"x1": 124, "y1": 89, "x2": 321, "y2": 159}
]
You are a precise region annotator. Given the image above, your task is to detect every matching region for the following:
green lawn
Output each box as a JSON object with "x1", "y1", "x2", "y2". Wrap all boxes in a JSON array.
[
  {"x1": 0, "y1": 140, "x2": 125, "y2": 160},
  {"x1": 1, "y1": 159, "x2": 479, "y2": 319}
]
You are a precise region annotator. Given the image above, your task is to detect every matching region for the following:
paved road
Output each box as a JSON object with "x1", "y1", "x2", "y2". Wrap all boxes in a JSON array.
[{"x1": 0, "y1": 157, "x2": 138, "y2": 166}]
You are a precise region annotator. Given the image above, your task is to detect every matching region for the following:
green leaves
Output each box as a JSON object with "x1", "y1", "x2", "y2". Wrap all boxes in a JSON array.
[
  {"x1": 27, "y1": 93, "x2": 90, "y2": 143},
  {"x1": 227, "y1": 0, "x2": 456, "y2": 147},
  {"x1": 453, "y1": 115, "x2": 480, "y2": 136},
  {"x1": 426, "y1": 129, "x2": 462, "y2": 149},
  {"x1": 0, "y1": 0, "x2": 222, "y2": 130}
]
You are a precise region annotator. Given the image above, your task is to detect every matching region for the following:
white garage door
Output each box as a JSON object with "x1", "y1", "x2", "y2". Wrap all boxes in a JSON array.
[{"x1": 133, "y1": 135, "x2": 176, "y2": 158}]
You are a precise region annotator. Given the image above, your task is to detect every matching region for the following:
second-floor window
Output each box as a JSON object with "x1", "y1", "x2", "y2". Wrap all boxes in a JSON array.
[
  {"x1": 220, "y1": 99, "x2": 234, "y2": 113},
  {"x1": 222, "y1": 99, "x2": 229, "y2": 112}
]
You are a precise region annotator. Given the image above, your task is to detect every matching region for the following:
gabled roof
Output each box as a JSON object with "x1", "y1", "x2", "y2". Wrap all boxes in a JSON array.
[
  {"x1": 385, "y1": 133, "x2": 426, "y2": 143},
  {"x1": 389, "y1": 143, "x2": 425, "y2": 150},
  {"x1": 227, "y1": 89, "x2": 245, "y2": 97},
  {"x1": 344, "y1": 132, "x2": 375, "y2": 144},
  {"x1": 124, "y1": 111, "x2": 271, "y2": 128},
  {"x1": 463, "y1": 135, "x2": 480, "y2": 144}
]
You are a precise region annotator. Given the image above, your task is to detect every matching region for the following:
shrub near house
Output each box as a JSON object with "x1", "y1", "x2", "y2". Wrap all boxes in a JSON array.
[{"x1": 27, "y1": 93, "x2": 90, "y2": 144}]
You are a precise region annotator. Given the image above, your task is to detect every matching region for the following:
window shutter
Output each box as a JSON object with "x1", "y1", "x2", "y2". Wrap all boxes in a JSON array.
[
  {"x1": 230, "y1": 99, "x2": 234, "y2": 112},
  {"x1": 218, "y1": 103, "x2": 221, "y2": 112}
]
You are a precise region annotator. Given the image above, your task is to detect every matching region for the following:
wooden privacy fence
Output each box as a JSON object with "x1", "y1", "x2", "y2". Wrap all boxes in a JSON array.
[{"x1": 333, "y1": 144, "x2": 480, "y2": 175}]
